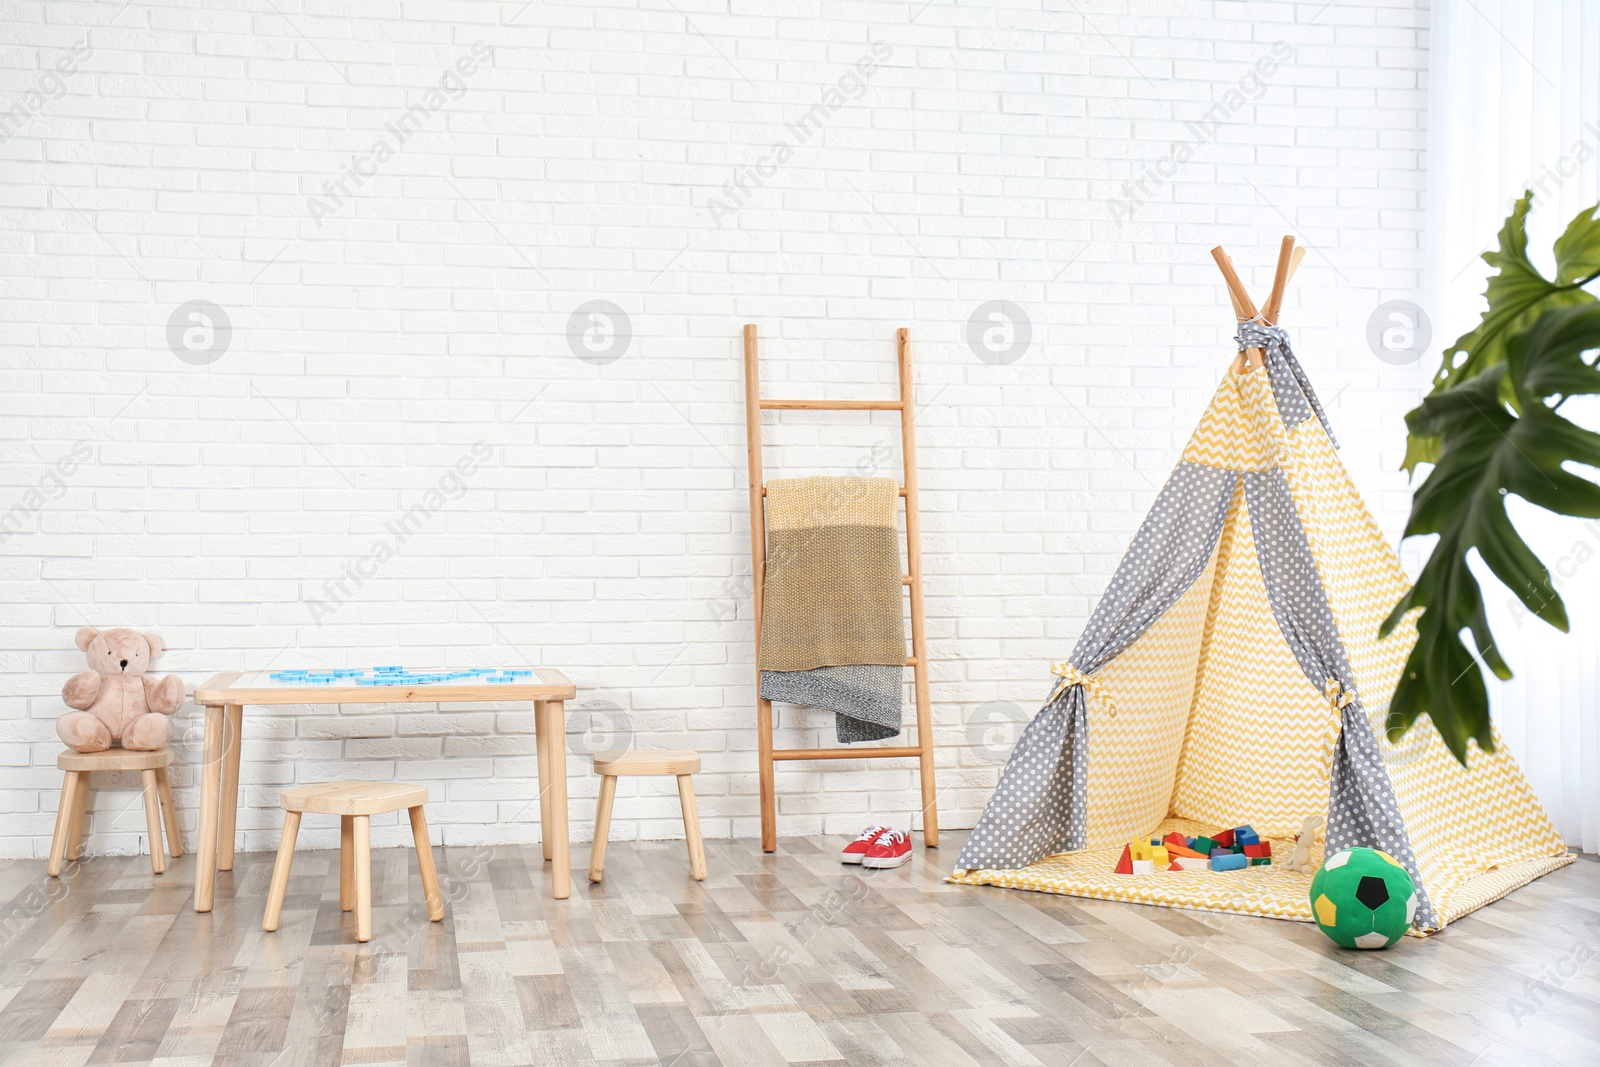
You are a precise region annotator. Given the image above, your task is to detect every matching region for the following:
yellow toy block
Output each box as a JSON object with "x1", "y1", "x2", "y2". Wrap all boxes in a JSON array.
[{"x1": 1128, "y1": 841, "x2": 1170, "y2": 866}]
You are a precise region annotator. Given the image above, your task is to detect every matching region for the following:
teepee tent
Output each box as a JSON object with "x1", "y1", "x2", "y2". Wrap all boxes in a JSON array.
[{"x1": 952, "y1": 239, "x2": 1571, "y2": 932}]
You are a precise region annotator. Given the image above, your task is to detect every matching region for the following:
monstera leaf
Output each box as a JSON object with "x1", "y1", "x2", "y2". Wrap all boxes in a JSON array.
[
  {"x1": 1386, "y1": 300, "x2": 1600, "y2": 763},
  {"x1": 1402, "y1": 193, "x2": 1600, "y2": 473}
]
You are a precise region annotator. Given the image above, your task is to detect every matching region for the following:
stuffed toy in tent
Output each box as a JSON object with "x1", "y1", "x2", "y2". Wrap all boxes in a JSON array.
[{"x1": 951, "y1": 240, "x2": 1570, "y2": 933}]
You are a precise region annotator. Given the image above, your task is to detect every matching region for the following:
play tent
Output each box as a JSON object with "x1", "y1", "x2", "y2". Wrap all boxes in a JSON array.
[{"x1": 951, "y1": 243, "x2": 1571, "y2": 932}]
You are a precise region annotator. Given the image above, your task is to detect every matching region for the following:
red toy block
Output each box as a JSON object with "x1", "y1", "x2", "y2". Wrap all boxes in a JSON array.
[
  {"x1": 1214, "y1": 828, "x2": 1236, "y2": 848},
  {"x1": 1243, "y1": 842, "x2": 1271, "y2": 859},
  {"x1": 1114, "y1": 845, "x2": 1134, "y2": 874}
]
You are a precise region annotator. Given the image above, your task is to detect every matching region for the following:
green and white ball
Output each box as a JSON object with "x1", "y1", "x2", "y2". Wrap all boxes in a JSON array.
[{"x1": 1309, "y1": 847, "x2": 1417, "y2": 950}]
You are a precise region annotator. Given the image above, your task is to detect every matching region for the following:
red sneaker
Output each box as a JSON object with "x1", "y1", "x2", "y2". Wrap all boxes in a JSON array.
[
  {"x1": 861, "y1": 828, "x2": 913, "y2": 869},
  {"x1": 840, "y1": 825, "x2": 889, "y2": 864}
]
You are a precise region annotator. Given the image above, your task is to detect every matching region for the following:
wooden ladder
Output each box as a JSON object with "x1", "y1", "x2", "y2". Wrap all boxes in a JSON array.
[{"x1": 742, "y1": 324, "x2": 938, "y2": 853}]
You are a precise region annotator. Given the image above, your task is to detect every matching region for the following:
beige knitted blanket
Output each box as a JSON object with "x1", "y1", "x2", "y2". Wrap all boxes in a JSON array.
[{"x1": 758, "y1": 476, "x2": 906, "y2": 742}]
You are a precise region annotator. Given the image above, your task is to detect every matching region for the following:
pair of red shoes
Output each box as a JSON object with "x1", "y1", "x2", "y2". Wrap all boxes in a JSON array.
[{"x1": 840, "y1": 825, "x2": 912, "y2": 868}]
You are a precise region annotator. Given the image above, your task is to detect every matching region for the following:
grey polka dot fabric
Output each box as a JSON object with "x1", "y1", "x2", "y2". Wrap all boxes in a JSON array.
[
  {"x1": 1243, "y1": 468, "x2": 1435, "y2": 928},
  {"x1": 1237, "y1": 321, "x2": 1339, "y2": 448},
  {"x1": 955, "y1": 463, "x2": 1237, "y2": 873},
  {"x1": 1242, "y1": 470, "x2": 1355, "y2": 693},
  {"x1": 1327, "y1": 712, "x2": 1437, "y2": 929},
  {"x1": 1073, "y1": 462, "x2": 1241, "y2": 674},
  {"x1": 954, "y1": 682, "x2": 1090, "y2": 872}
]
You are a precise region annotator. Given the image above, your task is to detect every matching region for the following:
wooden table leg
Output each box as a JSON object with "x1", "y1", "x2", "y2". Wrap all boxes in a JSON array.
[
  {"x1": 195, "y1": 705, "x2": 224, "y2": 912},
  {"x1": 542, "y1": 699, "x2": 570, "y2": 899},
  {"x1": 218, "y1": 704, "x2": 243, "y2": 871},
  {"x1": 535, "y1": 700, "x2": 553, "y2": 862}
]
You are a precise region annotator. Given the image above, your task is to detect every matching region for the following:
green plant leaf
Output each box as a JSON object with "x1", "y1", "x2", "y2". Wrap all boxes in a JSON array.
[
  {"x1": 1386, "y1": 301, "x2": 1600, "y2": 763},
  {"x1": 1553, "y1": 202, "x2": 1600, "y2": 283},
  {"x1": 1402, "y1": 193, "x2": 1600, "y2": 473}
]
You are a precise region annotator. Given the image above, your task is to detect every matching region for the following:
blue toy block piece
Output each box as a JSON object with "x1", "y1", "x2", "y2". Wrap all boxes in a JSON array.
[
  {"x1": 1210, "y1": 852, "x2": 1248, "y2": 872},
  {"x1": 1234, "y1": 825, "x2": 1260, "y2": 847}
]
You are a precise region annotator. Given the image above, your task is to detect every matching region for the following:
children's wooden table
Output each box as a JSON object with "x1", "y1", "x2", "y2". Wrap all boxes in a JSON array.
[{"x1": 191, "y1": 667, "x2": 578, "y2": 912}]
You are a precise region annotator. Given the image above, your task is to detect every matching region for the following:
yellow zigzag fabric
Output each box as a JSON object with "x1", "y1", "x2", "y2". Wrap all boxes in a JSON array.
[
  {"x1": 1169, "y1": 474, "x2": 1335, "y2": 838},
  {"x1": 1181, "y1": 372, "x2": 1277, "y2": 472},
  {"x1": 1082, "y1": 563, "x2": 1214, "y2": 847}
]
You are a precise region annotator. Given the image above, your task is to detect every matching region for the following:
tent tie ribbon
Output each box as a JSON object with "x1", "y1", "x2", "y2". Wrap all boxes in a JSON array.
[
  {"x1": 1317, "y1": 680, "x2": 1356, "y2": 780},
  {"x1": 1322, "y1": 679, "x2": 1355, "y2": 771},
  {"x1": 1050, "y1": 662, "x2": 1119, "y2": 717}
]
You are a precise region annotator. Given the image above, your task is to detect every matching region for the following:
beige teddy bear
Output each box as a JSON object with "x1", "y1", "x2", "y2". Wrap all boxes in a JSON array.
[{"x1": 58, "y1": 627, "x2": 185, "y2": 752}]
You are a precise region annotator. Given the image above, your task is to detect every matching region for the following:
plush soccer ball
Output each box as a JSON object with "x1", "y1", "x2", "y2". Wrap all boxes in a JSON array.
[{"x1": 1309, "y1": 847, "x2": 1417, "y2": 950}]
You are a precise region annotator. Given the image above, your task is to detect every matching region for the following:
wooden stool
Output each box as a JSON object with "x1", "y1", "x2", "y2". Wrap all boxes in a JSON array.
[
  {"x1": 49, "y1": 747, "x2": 180, "y2": 877},
  {"x1": 263, "y1": 781, "x2": 445, "y2": 943},
  {"x1": 589, "y1": 750, "x2": 707, "y2": 883}
]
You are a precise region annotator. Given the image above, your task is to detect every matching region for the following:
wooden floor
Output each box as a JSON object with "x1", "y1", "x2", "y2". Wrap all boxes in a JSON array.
[{"x1": 0, "y1": 832, "x2": 1595, "y2": 1066}]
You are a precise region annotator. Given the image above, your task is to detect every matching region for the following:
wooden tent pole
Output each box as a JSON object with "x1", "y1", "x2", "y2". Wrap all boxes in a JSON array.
[
  {"x1": 1261, "y1": 236, "x2": 1296, "y2": 325},
  {"x1": 1210, "y1": 247, "x2": 1259, "y2": 321},
  {"x1": 744, "y1": 325, "x2": 778, "y2": 853},
  {"x1": 898, "y1": 328, "x2": 938, "y2": 848}
]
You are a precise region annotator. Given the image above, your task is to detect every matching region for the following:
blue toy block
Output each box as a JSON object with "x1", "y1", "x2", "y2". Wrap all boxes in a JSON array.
[
  {"x1": 1234, "y1": 825, "x2": 1260, "y2": 847},
  {"x1": 1210, "y1": 852, "x2": 1248, "y2": 872}
]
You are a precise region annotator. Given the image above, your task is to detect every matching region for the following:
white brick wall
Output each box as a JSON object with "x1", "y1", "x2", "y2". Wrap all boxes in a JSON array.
[{"x1": 0, "y1": 0, "x2": 1431, "y2": 858}]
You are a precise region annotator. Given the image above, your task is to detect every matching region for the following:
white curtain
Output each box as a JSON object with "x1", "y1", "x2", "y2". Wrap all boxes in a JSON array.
[{"x1": 1427, "y1": 0, "x2": 1600, "y2": 852}]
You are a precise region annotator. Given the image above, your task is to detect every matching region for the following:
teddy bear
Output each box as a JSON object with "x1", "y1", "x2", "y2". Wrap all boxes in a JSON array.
[{"x1": 58, "y1": 627, "x2": 185, "y2": 752}]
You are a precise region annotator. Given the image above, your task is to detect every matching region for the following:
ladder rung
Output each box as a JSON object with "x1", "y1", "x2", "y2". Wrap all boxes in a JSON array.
[
  {"x1": 772, "y1": 746, "x2": 923, "y2": 761},
  {"x1": 906, "y1": 657, "x2": 918, "y2": 666},
  {"x1": 902, "y1": 575, "x2": 912, "y2": 585},
  {"x1": 759, "y1": 399, "x2": 904, "y2": 411},
  {"x1": 761, "y1": 486, "x2": 907, "y2": 497}
]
